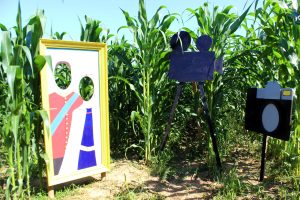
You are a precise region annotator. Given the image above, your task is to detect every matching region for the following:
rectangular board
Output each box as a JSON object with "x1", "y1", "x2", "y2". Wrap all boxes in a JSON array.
[{"x1": 40, "y1": 39, "x2": 110, "y2": 186}]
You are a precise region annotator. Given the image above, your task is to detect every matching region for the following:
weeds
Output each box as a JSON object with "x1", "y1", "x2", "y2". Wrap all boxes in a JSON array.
[
  {"x1": 0, "y1": 3, "x2": 49, "y2": 199},
  {"x1": 115, "y1": 183, "x2": 164, "y2": 200}
]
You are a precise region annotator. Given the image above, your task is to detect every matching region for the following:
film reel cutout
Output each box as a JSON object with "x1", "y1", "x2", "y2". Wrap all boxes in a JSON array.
[{"x1": 170, "y1": 31, "x2": 191, "y2": 52}]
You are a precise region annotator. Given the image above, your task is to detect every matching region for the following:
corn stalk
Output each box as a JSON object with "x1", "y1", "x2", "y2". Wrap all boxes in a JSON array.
[
  {"x1": 0, "y1": 3, "x2": 49, "y2": 199},
  {"x1": 114, "y1": 0, "x2": 176, "y2": 163},
  {"x1": 184, "y1": 1, "x2": 253, "y2": 165},
  {"x1": 227, "y1": 0, "x2": 300, "y2": 175}
]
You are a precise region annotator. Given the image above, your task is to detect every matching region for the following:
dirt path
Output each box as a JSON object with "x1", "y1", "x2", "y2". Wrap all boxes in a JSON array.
[
  {"x1": 63, "y1": 160, "x2": 154, "y2": 199},
  {"x1": 61, "y1": 154, "x2": 265, "y2": 200},
  {"x1": 2, "y1": 145, "x2": 293, "y2": 199},
  {"x1": 62, "y1": 159, "x2": 222, "y2": 199}
]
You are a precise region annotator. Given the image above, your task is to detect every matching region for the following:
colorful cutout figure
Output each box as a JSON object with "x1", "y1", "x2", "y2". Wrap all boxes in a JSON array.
[{"x1": 40, "y1": 39, "x2": 110, "y2": 187}]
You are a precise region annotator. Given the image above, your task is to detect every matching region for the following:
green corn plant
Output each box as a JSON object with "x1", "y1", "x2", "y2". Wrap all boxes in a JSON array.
[
  {"x1": 108, "y1": 37, "x2": 142, "y2": 156},
  {"x1": 113, "y1": 0, "x2": 177, "y2": 163},
  {"x1": 51, "y1": 31, "x2": 67, "y2": 40},
  {"x1": 184, "y1": 2, "x2": 253, "y2": 166},
  {"x1": 79, "y1": 15, "x2": 113, "y2": 43},
  {"x1": 0, "y1": 3, "x2": 49, "y2": 199},
  {"x1": 227, "y1": 0, "x2": 300, "y2": 175},
  {"x1": 79, "y1": 76, "x2": 94, "y2": 101},
  {"x1": 251, "y1": 0, "x2": 300, "y2": 176}
]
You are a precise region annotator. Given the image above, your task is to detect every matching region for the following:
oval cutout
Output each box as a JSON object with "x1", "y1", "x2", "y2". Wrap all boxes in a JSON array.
[
  {"x1": 262, "y1": 103, "x2": 279, "y2": 133},
  {"x1": 54, "y1": 62, "x2": 72, "y2": 89},
  {"x1": 79, "y1": 76, "x2": 94, "y2": 101}
]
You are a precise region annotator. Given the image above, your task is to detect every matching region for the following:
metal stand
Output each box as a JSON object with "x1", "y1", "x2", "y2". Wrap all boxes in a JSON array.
[
  {"x1": 159, "y1": 81, "x2": 222, "y2": 170},
  {"x1": 260, "y1": 134, "x2": 267, "y2": 181}
]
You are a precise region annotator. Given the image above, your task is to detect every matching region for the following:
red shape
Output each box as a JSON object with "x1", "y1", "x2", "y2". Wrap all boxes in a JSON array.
[{"x1": 49, "y1": 92, "x2": 83, "y2": 159}]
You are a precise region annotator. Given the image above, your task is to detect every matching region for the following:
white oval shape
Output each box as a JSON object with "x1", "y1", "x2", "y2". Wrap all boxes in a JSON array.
[{"x1": 262, "y1": 103, "x2": 279, "y2": 133}]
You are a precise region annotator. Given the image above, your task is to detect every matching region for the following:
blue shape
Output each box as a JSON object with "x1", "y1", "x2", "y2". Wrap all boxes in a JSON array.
[
  {"x1": 168, "y1": 31, "x2": 216, "y2": 82},
  {"x1": 169, "y1": 51, "x2": 215, "y2": 82},
  {"x1": 170, "y1": 31, "x2": 191, "y2": 52},
  {"x1": 196, "y1": 35, "x2": 212, "y2": 52},
  {"x1": 78, "y1": 150, "x2": 96, "y2": 170},
  {"x1": 78, "y1": 108, "x2": 97, "y2": 170},
  {"x1": 81, "y1": 108, "x2": 94, "y2": 147},
  {"x1": 51, "y1": 93, "x2": 80, "y2": 135}
]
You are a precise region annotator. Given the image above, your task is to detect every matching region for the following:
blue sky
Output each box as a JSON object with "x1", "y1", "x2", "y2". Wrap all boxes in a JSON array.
[{"x1": 0, "y1": 0, "x2": 253, "y2": 40}]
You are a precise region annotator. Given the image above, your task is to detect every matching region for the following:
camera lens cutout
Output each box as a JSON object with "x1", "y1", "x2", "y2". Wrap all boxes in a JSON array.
[{"x1": 262, "y1": 103, "x2": 279, "y2": 133}]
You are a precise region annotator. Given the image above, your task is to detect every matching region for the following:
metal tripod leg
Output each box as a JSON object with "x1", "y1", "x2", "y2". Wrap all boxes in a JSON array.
[
  {"x1": 159, "y1": 82, "x2": 184, "y2": 152},
  {"x1": 198, "y1": 82, "x2": 222, "y2": 170}
]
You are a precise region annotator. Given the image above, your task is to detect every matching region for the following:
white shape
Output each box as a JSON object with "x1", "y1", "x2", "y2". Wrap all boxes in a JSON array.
[
  {"x1": 262, "y1": 103, "x2": 279, "y2": 133},
  {"x1": 292, "y1": 0, "x2": 298, "y2": 10},
  {"x1": 59, "y1": 108, "x2": 85, "y2": 175},
  {"x1": 80, "y1": 145, "x2": 96, "y2": 152},
  {"x1": 289, "y1": 53, "x2": 299, "y2": 67},
  {"x1": 278, "y1": 2, "x2": 288, "y2": 9}
]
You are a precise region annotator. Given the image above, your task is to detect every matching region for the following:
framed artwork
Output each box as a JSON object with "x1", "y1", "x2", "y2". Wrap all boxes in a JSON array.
[{"x1": 40, "y1": 39, "x2": 110, "y2": 186}]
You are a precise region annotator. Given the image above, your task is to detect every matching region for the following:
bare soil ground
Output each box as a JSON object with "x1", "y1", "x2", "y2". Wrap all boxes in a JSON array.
[
  {"x1": 1, "y1": 146, "x2": 297, "y2": 199},
  {"x1": 55, "y1": 147, "x2": 290, "y2": 200}
]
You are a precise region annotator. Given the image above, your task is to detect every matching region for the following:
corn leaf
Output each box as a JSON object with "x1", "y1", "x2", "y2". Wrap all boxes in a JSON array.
[
  {"x1": 34, "y1": 55, "x2": 46, "y2": 72},
  {"x1": 229, "y1": 2, "x2": 253, "y2": 35},
  {"x1": 6, "y1": 65, "x2": 18, "y2": 99},
  {"x1": 20, "y1": 45, "x2": 33, "y2": 74},
  {"x1": 0, "y1": 23, "x2": 8, "y2": 31},
  {"x1": 36, "y1": 110, "x2": 50, "y2": 139},
  {"x1": 1, "y1": 31, "x2": 12, "y2": 73}
]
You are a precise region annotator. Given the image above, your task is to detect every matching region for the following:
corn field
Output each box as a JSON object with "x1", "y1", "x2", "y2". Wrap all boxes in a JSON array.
[{"x1": 0, "y1": 0, "x2": 299, "y2": 199}]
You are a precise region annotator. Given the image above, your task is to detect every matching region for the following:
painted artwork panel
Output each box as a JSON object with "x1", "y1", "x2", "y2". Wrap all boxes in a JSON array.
[{"x1": 40, "y1": 40, "x2": 110, "y2": 186}]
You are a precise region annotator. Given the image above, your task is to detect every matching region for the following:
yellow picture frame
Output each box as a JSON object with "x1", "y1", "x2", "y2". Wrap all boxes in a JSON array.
[{"x1": 40, "y1": 39, "x2": 110, "y2": 186}]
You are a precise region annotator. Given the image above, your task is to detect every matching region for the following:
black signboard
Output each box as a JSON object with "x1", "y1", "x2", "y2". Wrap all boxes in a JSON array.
[
  {"x1": 245, "y1": 81, "x2": 293, "y2": 141},
  {"x1": 244, "y1": 81, "x2": 294, "y2": 181}
]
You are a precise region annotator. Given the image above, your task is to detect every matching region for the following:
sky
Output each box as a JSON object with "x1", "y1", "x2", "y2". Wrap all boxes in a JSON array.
[{"x1": 0, "y1": 0, "x2": 254, "y2": 41}]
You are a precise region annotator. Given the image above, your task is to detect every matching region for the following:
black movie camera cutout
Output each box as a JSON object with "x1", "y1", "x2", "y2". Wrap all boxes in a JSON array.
[
  {"x1": 245, "y1": 81, "x2": 294, "y2": 181},
  {"x1": 160, "y1": 31, "x2": 223, "y2": 170},
  {"x1": 168, "y1": 31, "x2": 222, "y2": 82}
]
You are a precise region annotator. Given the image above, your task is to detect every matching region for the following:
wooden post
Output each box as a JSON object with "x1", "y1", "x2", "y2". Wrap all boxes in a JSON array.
[
  {"x1": 159, "y1": 82, "x2": 184, "y2": 152},
  {"x1": 48, "y1": 186, "x2": 55, "y2": 199},
  {"x1": 260, "y1": 134, "x2": 267, "y2": 181},
  {"x1": 101, "y1": 172, "x2": 106, "y2": 180},
  {"x1": 198, "y1": 82, "x2": 222, "y2": 170}
]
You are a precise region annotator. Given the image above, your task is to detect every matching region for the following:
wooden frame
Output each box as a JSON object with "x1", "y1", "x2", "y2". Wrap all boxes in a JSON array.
[{"x1": 40, "y1": 39, "x2": 110, "y2": 187}]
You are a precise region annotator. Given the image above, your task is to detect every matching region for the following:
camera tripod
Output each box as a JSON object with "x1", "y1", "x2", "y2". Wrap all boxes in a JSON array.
[{"x1": 159, "y1": 81, "x2": 222, "y2": 170}]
